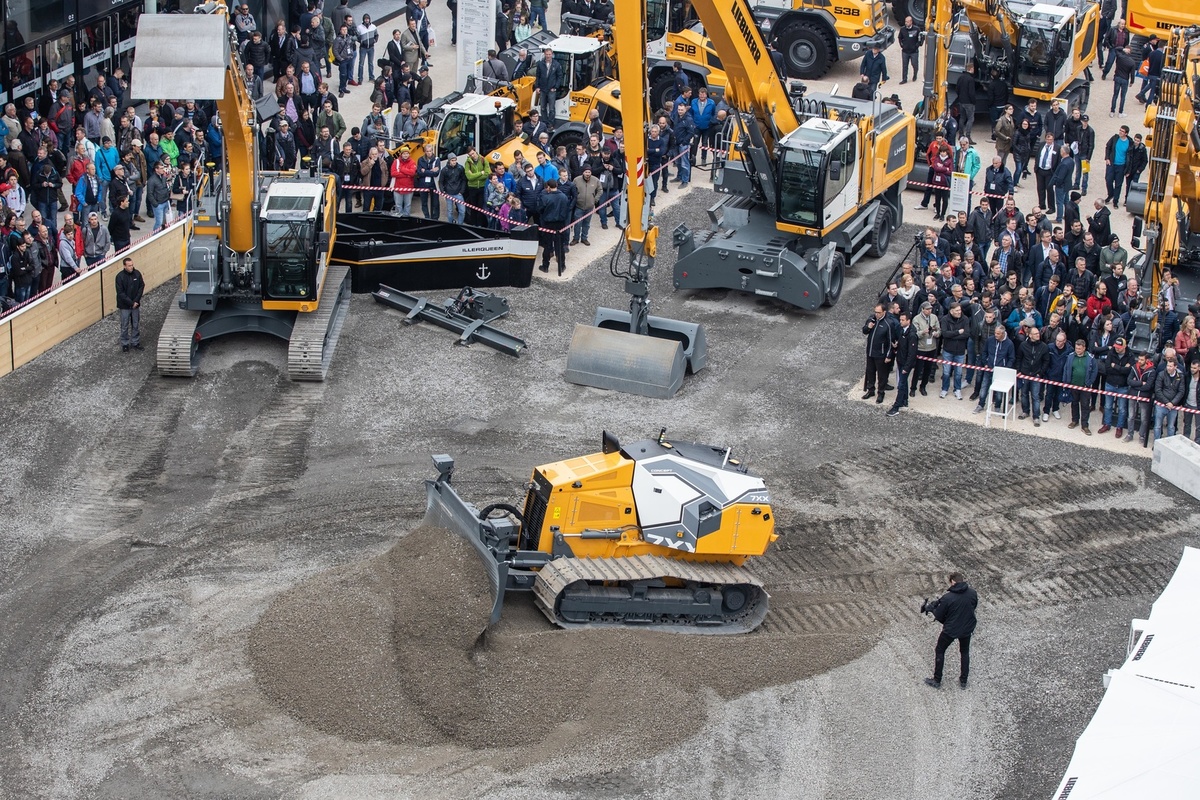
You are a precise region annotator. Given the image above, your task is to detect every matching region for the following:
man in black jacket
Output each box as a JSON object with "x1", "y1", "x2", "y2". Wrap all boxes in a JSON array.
[
  {"x1": 1016, "y1": 325, "x2": 1050, "y2": 424},
  {"x1": 886, "y1": 311, "x2": 918, "y2": 417},
  {"x1": 862, "y1": 303, "x2": 896, "y2": 405},
  {"x1": 955, "y1": 63, "x2": 977, "y2": 142},
  {"x1": 536, "y1": 179, "x2": 572, "y2": 275},
  {"x1": 897, "y1": 16, "x2": 923, "y2": 84},
  {"x1": 923, "y1": 572, "x2": 979, "y2": 689},
  {"x1": 115, "y1": 256, "x2": 145, "y2": 352},
  {"x1": 534, "y1": 48, "x2": 565, "y2": 128},
  {"x1": 940, "y1": 302, "x2": 971, "y2": 398}
]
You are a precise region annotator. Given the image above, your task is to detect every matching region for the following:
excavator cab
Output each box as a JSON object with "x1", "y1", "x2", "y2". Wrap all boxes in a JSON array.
[
  {"x1": 776, "y1": 119, "x2": 861, "y2": 230},
  {"x1": 261, "y1": 182, "x2": 327, "y2": 302},
  {"x1": 1014, "y1": 6, "x2": 1078, "y2": 93},
  {"x1": 430, "y1": 95, "x2": 519, "y2": 159}
]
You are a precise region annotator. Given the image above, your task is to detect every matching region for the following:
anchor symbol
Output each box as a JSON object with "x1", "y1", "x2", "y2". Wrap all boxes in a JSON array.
[{"x1": 476, "y1": 262, "x2": 491, "y2": 280}]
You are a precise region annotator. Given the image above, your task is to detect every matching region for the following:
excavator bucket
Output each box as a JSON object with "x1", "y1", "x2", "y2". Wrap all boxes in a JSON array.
[
  {"x1": 422, "y1": 456, "x2": 512, "y2": 626},
  {"x1": 592, "y1": 308, "x2": 708, "y2": 373},
  {"x1": 564, "y1": 324, "x2": 688, "y2": 399}
]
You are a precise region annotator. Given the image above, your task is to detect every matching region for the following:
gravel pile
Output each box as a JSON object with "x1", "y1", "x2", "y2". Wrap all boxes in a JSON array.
[{"x1": 249, "y1": 525, "x2": 877, "y2": 757}]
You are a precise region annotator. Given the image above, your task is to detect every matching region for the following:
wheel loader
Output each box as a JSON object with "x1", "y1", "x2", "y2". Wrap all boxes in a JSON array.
[{"x1": 426, "y1": 431, "x2": 779, "y2": 633}]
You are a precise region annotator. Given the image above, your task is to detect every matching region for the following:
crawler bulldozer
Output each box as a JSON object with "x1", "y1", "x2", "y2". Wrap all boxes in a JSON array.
[{"x1": 426, "y1": 430, "x2": 778, "y2": 633}]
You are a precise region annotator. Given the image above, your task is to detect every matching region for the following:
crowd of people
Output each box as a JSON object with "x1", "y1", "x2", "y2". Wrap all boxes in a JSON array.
[{"x1": 864, "y1": 213, "x2": 1198, "y2": 447}]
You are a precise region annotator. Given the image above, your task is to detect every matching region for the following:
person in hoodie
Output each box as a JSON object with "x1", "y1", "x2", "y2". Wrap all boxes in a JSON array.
[
  {"x1": 1126, "y1": 350, "x2": 1159, "y2": 445},
  {"x1": 922, "y1": 572, "x2": 979, "y2": 689},
  {"x1": 973, "y1": 324, "x2": 1015, "y2": 413}
]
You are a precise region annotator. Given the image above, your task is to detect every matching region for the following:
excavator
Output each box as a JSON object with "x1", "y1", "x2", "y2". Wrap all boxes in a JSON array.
[
  {"x1": 1127, "y1": 25, "x2": 1200, "y2": 350},
  {"x1": 131, "y1": 4, "x2": 350, "y2": 381},
  {"x1": 426, "y1": 429, "x2": 778, "y2": 632},
  {"x1": 909, "y1": 0, "x2": 1100, "y2": 176},
  {"x1": 672, "y1": 0, "x2": 915, "y2": 310}
]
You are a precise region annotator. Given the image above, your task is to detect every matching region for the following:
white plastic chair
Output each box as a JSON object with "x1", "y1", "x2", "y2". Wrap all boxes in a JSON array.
[{"x1": 985, "y1": 367, "x2": 1018, "y2": 430}]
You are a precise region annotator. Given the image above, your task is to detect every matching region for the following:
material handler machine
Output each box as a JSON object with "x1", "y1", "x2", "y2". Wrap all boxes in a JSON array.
[
  {"x1": 672, "y1": 0, "x2": 915, "y2": 310},
  {"x1": 427, "y1": 430, "x2": 778, "y2": 633},
  {"x1": 132, "y1": 6, "x2": 350, "y2": 380}
]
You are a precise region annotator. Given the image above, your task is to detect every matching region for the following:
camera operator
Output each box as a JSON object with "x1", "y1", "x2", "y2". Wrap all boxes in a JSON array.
[{"x1": 921, "y1": 572, "x2": 979, "y2": 689}]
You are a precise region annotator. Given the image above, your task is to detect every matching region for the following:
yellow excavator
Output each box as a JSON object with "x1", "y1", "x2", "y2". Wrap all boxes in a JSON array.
[
  {"x1": 132, "y1": 3, "x2": 350, "y2": 380},
  {"x1": 672, "y1": 0, "x2": 915, "y2": 310},
  {"x1": 1128, "y1": 25, "x2": 1200, "y2": 350}
]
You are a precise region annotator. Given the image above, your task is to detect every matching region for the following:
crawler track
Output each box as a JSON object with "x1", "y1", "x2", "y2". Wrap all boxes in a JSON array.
[{"x1": 533, "y1": 555, "x2": 768, "y2": 634}]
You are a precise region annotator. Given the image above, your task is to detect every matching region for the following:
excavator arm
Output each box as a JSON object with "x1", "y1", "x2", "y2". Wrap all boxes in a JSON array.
[
  {"x1": 686, "y1": 0, "x2": 800, "y2": 152},
  {"x1": 130, "y1": 1, "x2": 257, "y2": 255}
]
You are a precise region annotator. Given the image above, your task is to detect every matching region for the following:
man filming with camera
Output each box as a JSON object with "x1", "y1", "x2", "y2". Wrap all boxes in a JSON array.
[{"x1": 921, "y1": 572, "x2": 979, "y2": 689}]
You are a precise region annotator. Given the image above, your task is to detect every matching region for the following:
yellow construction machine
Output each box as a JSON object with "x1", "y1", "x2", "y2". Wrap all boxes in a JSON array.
[
  {"x1": 672, "y1": 0, "x2": 915, "y2": 310},
  {"x1": 1128, "y1": 25, "x2": 1200, "y2": 351},
  {"x1": 132, "y1": 3, "x2": 349, "y2": 380},
  {"x1": 426, "y1": 430, "x2": 778, "y2": 632},
  {"x1": 753, "y1": 0, "x2": 896, "y2": 79}
]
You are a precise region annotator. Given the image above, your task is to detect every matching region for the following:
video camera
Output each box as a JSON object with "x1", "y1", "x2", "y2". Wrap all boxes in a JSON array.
[{"x1": 919, "y1": 598, "x2": 937, "y2": 615}]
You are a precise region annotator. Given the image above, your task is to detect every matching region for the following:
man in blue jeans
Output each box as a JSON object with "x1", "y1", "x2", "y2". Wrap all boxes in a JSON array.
[
  {"x1": 1099, "y1": 337, "x2": 1132, "y2": 436},
  {"x1": 1154, "y1": 353, "x2": 1185, "y2": 440},
  {"x1": 1016, "y1": 326, "x2": 1049, "y2": 425},
  {"x1": 972, "y1": 324, "x2": 1015, "y2": 413},
  {"x1": 940, "y1": 303, "x2": 971, "y2": 399}
]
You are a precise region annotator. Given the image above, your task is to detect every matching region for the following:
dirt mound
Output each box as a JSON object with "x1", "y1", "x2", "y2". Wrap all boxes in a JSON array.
[{"x1": 248, "y1": 525, "x2": 877, "y2": 758}]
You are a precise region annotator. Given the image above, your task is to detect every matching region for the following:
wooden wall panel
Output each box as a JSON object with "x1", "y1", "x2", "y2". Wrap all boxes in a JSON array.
[
  {"x1": 0, "y1": 319, "x2": 11, "y2": 376},
  {"x1": 10, "y1": 277, "x2": 103, "y2": 368},
  {"x1": 3, "y1": 224, "x2": 187, "y2": 374}
]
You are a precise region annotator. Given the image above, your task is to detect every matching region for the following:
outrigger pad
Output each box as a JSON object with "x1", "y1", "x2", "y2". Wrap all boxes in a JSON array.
[
  {"x1": 564, "y1": 324, "x2": 686, "y2": 399},
  {"x1": 592, "y1": 308, "x2": 708, "y2": 374}
]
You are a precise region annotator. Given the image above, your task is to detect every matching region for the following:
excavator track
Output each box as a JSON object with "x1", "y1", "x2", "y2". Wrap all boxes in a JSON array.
[
  {"x1": 287, "y1": 265, "x2": 351, "y2": 382},
  {"x1": 156, "y1": 300, "x2": 202, "y2": 377},
  {"x1": 533, "y1": 555, "x2": 768, "y2": 634}
]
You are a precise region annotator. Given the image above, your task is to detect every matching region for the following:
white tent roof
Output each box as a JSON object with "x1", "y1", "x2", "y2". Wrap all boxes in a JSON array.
[{"x1": 1051, "y1": 547, "x2": 1200, "y2": 799}]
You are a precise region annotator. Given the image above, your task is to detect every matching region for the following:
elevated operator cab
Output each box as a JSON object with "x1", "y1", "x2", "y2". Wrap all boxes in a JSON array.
[
  {"x1": 261, "y1": 182, "x2": 327, "y2": 302},
  {"x1": 1014, "y1": 4, "x2": 1082, "y2": 94}
]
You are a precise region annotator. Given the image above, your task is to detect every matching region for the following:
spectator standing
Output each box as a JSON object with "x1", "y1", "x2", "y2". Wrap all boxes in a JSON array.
[
  {"x1": 886, "y1": 311, "x2": 919, "y2": 416},
  {"x1": 1098, "y1": 337, "x2": 1133, "y2": 436},
  {"x1": 463, "y1": 146, "x2": 490, "y2": 226},
  {"x1": 1180, "y1": 361, "x2": 1200, "y2": 442},
  {"x1": 940, "y1": 302, "x2": 970, "y2": 398},
  {"x1": 1016, "y1": 325, "x2": 1049, "y2": 425},
  {"x1": 972, "y1": 324, "x2": 1015, "y2": 413},
  {"x1": 1154, "y1": 353, "x2": 1185, "y2": 439},
  {"x1": 357, "y1": 15, "x2": 379, "y2": 86},
  {"x1": 534, "y1": 48, "x2": 564, "y2": 128},
  {"x1": 146, "y1": 160, "x2": 172, "y2": 230},
  {"x1": 861, "y1": 303, "x2": 895, "y2": 404},
  {"x1": 390, "y1": 146, "x2": 417, "y2": 216},
  {"x1": 416, "y1": 142, "x2": 440, "y2": 220},
  {"x1": 1051, "y1": 144, "x2": 1075, "y2": 223},
  {"x1": 115, "y1": 256, "x2": 144, "y2": 352},
  {"x1": 571, "y1": 166, "x2": 601, "y2": 246},
  {"x1": 536, "y1": 179, "x2": 572, "y2": 275},
  {"x1": 1102, "y1": 18, "x2": 1129, "y2": 79},
  {"x1": 859, "y1": 43, "x2": 889, "y2": 93},
  {"x1": 1123, "y1": 133, "x2": 1148, "y2": 206},
  {"x1": 1136, "y1": 37, "x2": 1165, "y2": 105},
  {"x1": 955, "y1": 63, "x2": 977, "y2": 142},
  {"x1": 108, "y1": 194, "x2": 133, "y2": 253},
  {"x1": 57, "y1": 215, "x2": 84, "y2": 282},
  {"x1": 1063, "y1": 337, "x2": 1098, "y2": 434},
  {"x1": 439, "y1": 152, "x2": 467, "y2": 224},
  {"x1": 1111, "y1": 46, "x2": 1135, "y2": 117},
  {"x1": 898, "y1": 16, "x2": 923, "y2": 84},
  {"x1": 82, "y1": 211, "x2": 111, "y2": 266}
]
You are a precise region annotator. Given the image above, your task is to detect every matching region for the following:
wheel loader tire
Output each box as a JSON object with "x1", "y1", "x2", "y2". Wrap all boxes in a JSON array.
[
  {"x1": 822, "y1": 252, "x2": 845, "y2": 308},
  {"x1": 552, "y1": 129, "x2": 585, "y2": 150},
  {"x1": 650, "y1": 72, "x2": 679, "y2": 116},
  {"x1": 867, "y1": 208, "x2": 892, "y2": 259},
  {"x1": 778, "y1": 21, "x2": 833, "y2": 80},
  {"x1": 892, "y1": 0, "x2": 927, "y2": 28}
]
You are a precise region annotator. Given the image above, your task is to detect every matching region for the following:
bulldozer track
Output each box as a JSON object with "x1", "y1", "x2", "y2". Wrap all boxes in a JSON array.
[
  {"x1": 533, "y1": 555, "x2": 768, "y2": 634},
  {"x1": 156, "y1": 300, "x2": 201, "y2": 377},
  {"x1": 287, "y1": 265, "x2": 351, "y2": 382}
]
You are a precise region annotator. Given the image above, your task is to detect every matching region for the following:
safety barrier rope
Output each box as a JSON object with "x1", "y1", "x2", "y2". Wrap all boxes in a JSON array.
[{"x1": 910, "y1": 352, "x2": 1200, "y2": 415}]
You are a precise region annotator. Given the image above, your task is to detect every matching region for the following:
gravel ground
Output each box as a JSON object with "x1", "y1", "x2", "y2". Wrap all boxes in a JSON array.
[{"x1": 0, "y1": 4, "x2": 1197, "y2": 799}]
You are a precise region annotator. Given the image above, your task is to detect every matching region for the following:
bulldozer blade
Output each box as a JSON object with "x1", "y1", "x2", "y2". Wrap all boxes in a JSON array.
[
  {"x1": 423, "y1": 477, "x2": 509, "y2": 627},
  {"x1": 592, "y1": 308, "x2": 708, "y2": 373},
  {"x1": 564, "y1": 324, "x2": 687, "y2": 399}
]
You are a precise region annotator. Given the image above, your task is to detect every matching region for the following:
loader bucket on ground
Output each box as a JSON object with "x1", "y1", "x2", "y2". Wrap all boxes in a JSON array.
[
  {"x1": 592, "y1": 308, "x2": 708, "y2": 373},
  {"x1": 564, "y1": 323, "x2": 687, "y2": 399},
  {"x1": 423, "y1": 477, "x2": 508, "y2": 626}
]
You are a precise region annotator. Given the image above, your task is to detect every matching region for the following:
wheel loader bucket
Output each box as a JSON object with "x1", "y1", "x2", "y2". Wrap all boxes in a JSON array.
[
  {"x1": 564, "y1": 323, "x2": 688, "y2": 399},
  {"x1": 423, "y1": 466, "x2": 509, "y2": 627}
]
